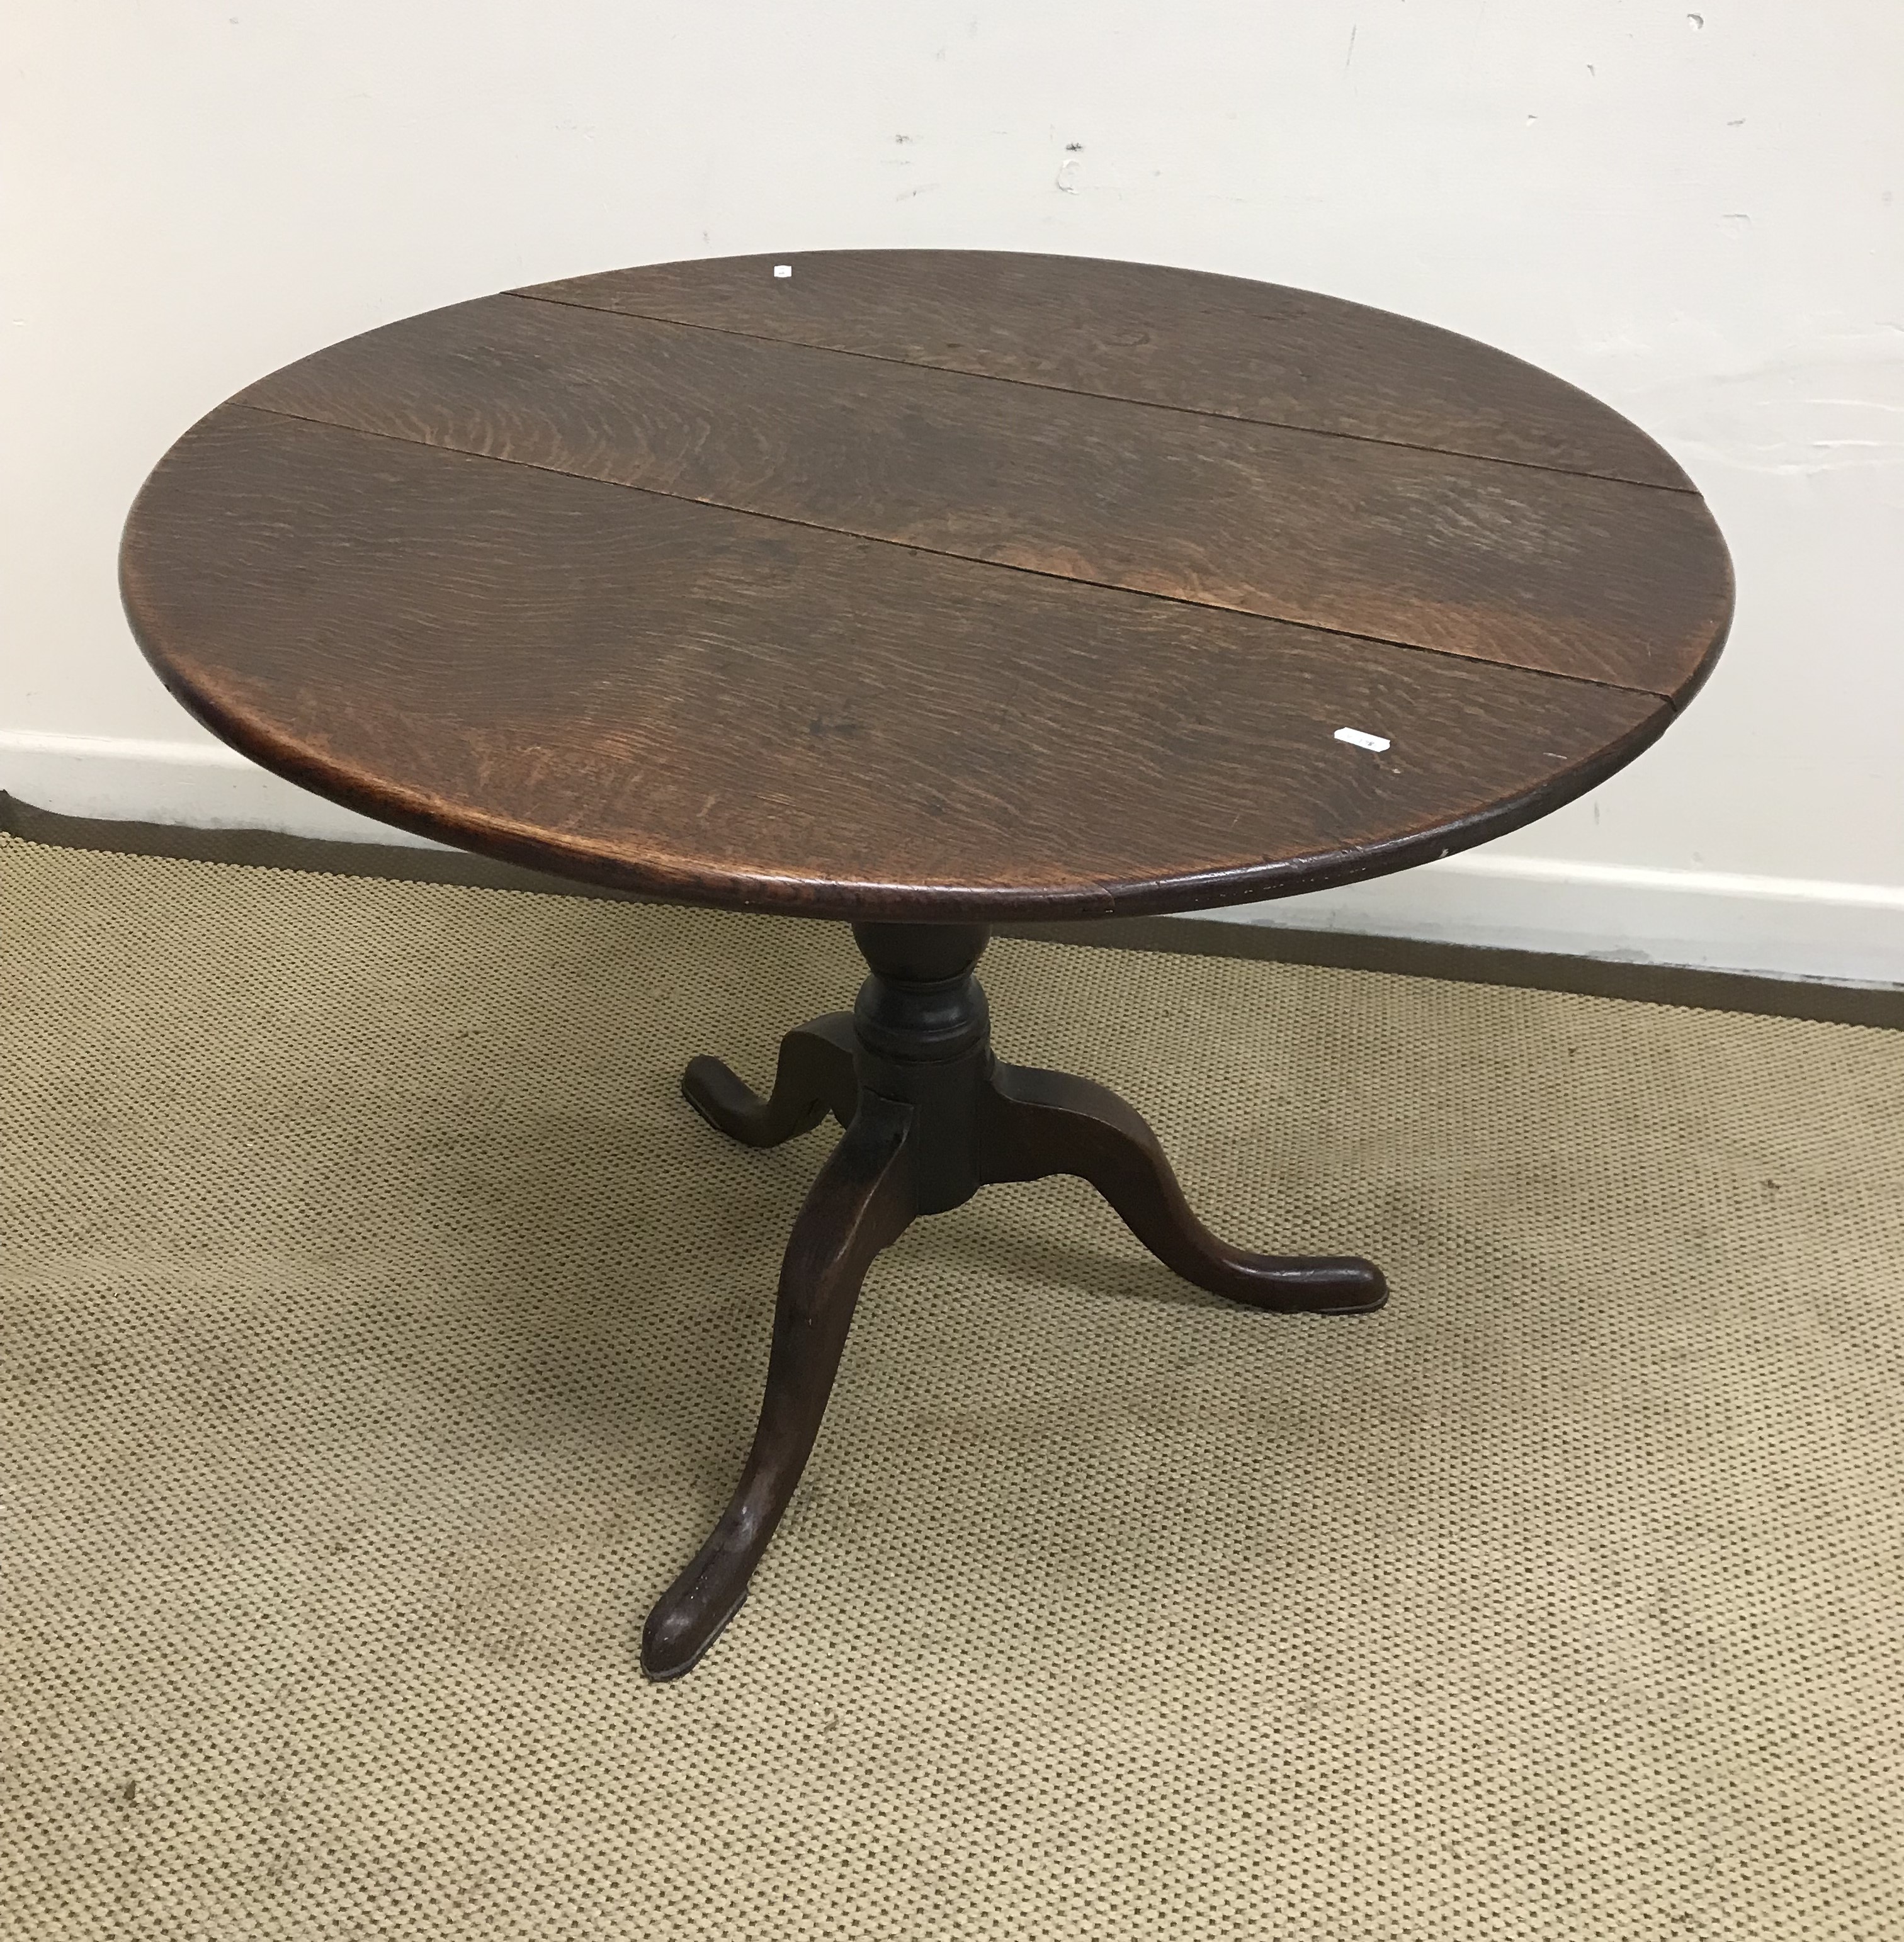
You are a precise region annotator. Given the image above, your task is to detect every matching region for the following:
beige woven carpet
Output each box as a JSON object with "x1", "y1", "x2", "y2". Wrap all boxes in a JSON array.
[{"x1": 3, "y1": 833, "x2": 1903, "y2": 1939}]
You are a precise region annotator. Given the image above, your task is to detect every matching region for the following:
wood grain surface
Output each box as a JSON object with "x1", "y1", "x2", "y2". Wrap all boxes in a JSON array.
[
  {"x1": 521, "y1": 250, "x2": 1694, "y2": 488},
  {"x1": 123, "y1": 408, "x2": 1674, "y2": 919},
  {"x1": 122, "y1": 251, "x2": 1733, "y2": 920},
  {"x1": 239, "y1": 294, "x2": 1728, "y2": 696}
]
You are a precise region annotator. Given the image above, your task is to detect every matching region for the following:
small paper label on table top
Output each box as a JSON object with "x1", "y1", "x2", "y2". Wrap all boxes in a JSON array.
[{"x1": 1334, "y1": 728, "x2": 1391, "y2": 753}]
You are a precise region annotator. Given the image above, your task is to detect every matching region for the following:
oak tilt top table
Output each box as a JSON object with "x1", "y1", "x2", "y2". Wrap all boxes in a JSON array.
[{"x1": 121, "y1": 250, "x2": 1734, "y2": 1678}]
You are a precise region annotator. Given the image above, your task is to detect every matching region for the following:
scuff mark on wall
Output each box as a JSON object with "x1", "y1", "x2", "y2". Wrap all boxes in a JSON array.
[{"x1": 1641, "y1": 336, "x2": 1904, "y2": 477}]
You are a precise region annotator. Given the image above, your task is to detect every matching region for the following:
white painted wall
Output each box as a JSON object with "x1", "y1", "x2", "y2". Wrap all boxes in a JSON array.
[{"x1": 5, "y1": 2, "x2": 1901, "y2": 978}]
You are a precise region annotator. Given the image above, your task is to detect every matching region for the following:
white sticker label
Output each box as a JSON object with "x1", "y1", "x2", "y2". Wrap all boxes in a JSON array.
[
  {"x1": 1334, "y1": 727, "x2": 1391, "y2": 753},
  {"x1": 773, "y1": 264, "x2": 793, "y2": 278}
]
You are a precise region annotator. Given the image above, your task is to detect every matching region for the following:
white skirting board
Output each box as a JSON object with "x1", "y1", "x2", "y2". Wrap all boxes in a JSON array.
[
  {"x1": 7, "y1": 728, "x2": 1903, "y2": 988},
  {"x1": 0, "y1": 730, "x2": 449, "y2": 852},
  {"x1": 1203, "y1": 855, "x2": 1904, "y2": 990}
]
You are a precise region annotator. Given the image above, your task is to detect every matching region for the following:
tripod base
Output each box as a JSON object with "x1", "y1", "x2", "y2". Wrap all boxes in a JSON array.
[{"x1": 643, "y1": 922, "x2": 1385, "y2": 1680}]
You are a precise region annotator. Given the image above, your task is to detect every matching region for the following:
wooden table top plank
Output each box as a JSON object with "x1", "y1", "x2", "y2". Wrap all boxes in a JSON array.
[
  {"x1": 519, "y1": 251, "x2": 1694, "y2": 490},
  {"x1": 237, "y1": 293, "x2": 1729, "y2": 701},
  {"x1": 122, "y1": 408, "x2": 1674, "y2": 920}
]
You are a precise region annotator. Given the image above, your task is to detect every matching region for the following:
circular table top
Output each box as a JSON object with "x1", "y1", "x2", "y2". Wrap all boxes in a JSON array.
[{"x1": 121, "y1": 250, "x2": 1733, "y2": 922}]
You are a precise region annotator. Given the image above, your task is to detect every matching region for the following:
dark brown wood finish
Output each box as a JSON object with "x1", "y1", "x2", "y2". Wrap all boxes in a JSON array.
[
  {"x1": 235, "y1": 294, "x2": 1727, "y2": 696},
  {"x1": 521, "y1": 250, "x2": 1694, "y2": 488},
  {"x1": 119, "y1": 252, "x2": 1737, "y2": 1679},
  {"x1": 125, "y1": 409, "x2": 1679, "y2": 920},
  {"x1": 125, "y1": 253, "x2": 1735, "y2": 923},
  {"x1": 647, "y1": 1085, "x2": 919, "y2": 1678},
  {"x1": 648, "y1": 922, "x2": 1384, "y2": 1678}
]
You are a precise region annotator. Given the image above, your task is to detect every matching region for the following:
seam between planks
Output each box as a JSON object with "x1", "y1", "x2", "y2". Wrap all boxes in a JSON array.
[
  {"x1": 220, "y1": 402, "x2": 1690, "y2": 711},
  {"x1": 506, "y1": 289, "x2": 1699, "y2": 497}
]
